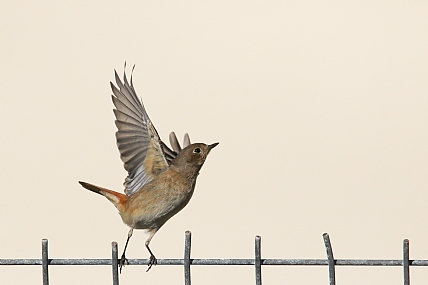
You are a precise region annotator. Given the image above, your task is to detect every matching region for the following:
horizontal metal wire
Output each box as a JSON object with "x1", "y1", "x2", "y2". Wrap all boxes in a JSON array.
[
  {"x1": 1, "y1": 234, "x2": 427, "y2": 285},
  {"x1": 2, "y1": 258, "x2": 428, "y2": 266}
]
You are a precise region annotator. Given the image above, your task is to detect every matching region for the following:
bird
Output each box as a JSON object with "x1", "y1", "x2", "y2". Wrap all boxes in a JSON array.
[{"x1": 79, "y1": 66, "x2": 218, "y2": 272}]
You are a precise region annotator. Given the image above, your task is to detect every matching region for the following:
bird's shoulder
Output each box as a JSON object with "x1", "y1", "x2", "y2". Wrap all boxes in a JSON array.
[{"x1": 139, "y1": 168, "x2": 194, "y2": 194}]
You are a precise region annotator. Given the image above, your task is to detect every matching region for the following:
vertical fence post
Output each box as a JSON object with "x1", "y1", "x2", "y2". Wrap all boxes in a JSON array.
[
  {"x1": 403, "y1": 239, "x2": 410, "y2": 285},
  {"x1": 111, "y1": 241, "x2": 119, "y2": 285},
  {"x1": 184, "y1": 231, "x2": 192, "y2": 285},
  {"x1": 42, "y1": 239, "x2": 49, "y2": 285},
  {"x1": 255, "y1": 235, "x2": 262, "y2": 285},
  {"x1": 323, "y1": 233, "x2": 336, "y2": 285}
]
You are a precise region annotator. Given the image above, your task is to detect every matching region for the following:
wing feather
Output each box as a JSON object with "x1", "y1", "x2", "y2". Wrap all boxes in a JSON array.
[
  {"x1": 111, "y1": 69, "x2": 169, "y2": 196},
  {"x1": 111, "y1": 84, "x2": 143, "y2": 122}
]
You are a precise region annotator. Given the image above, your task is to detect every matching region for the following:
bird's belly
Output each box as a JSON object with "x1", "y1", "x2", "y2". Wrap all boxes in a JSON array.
[{"x1": 121, "y1": 184, "x2": 194, "y2": 230}]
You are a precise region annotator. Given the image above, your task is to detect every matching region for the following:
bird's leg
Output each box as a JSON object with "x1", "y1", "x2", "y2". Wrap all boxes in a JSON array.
[
  {"x1": 119, "y1": 228, "x2": 133, "y2": 273},
  {"x1": 145, "y1": 230, "x2": 158, "y2": 272}
]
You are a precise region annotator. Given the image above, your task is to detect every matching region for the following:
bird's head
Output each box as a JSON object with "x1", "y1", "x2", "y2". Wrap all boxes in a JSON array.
[{"x1": 171, "y1": 142, "x2": 219, "y2": 176}]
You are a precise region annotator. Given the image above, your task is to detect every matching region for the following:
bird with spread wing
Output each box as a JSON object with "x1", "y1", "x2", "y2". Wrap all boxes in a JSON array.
[{"x1": 79, "y1": 67, "x2": 218, "y2": 272}]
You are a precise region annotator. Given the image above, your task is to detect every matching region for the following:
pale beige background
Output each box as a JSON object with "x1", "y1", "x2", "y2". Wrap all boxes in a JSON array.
[{"x1": 1, "y1": 1, "x2": 427, "y2": 284}]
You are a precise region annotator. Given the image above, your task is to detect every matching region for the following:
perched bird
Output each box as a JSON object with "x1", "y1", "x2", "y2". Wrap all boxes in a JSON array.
[{"x1": 79, "y1": 67, "x2": 218, "y2": 272}]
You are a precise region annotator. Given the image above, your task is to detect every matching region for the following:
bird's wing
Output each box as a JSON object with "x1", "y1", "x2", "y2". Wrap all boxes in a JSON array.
[
  {"x1": 111, "y1": 69, "x2": 177, "y2": 196},
  {"x1": 168, "y1": 132, "x2": 191, "y2": 153}
]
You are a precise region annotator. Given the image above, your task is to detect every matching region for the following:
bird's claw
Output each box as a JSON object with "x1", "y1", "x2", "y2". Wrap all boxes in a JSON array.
[
  {"x1": 146, "y1": 254, "x2": 157, "y2": 272},
  {"x1": 119, "y1": 254, "x2": 129, "y2": 273}
]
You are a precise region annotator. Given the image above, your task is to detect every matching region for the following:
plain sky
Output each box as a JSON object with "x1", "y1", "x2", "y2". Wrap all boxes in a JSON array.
[{"x1": 1, "y1": 1, "x2": 427, "y2": 284}]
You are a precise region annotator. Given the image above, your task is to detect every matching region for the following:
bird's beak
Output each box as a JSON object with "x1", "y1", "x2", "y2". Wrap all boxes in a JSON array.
[{"x1": 208, "y1": 142, "x2": 219, "y2": 150}]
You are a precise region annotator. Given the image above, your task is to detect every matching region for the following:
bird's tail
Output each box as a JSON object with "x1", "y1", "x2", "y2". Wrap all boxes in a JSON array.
[{"x1": 79, "y1": 181, "x2": 127, "y2": 211}]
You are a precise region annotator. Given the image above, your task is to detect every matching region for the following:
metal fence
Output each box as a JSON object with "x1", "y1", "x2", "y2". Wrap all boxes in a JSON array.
[{"x1": 1, "y1": 231, "x2": 427, "y2": 285}]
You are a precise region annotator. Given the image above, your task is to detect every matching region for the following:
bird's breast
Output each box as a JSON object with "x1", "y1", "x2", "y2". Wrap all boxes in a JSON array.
[{"x1": 120, "y1": 168, "x2": 197, "y2": 229}]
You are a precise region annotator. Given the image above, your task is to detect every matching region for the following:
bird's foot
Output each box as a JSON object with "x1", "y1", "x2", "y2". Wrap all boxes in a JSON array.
[
  {"x1": 119, "y1": 254, "x2": 129, "y2": 273},
  {"x1": 146, "y1": 254, "x2": 157, "y2": 272}
]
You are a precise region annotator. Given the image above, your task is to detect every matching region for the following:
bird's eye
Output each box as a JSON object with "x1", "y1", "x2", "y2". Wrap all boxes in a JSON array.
[{"x1": 193, "y1": 147, "x2": 201, "y2": 153}]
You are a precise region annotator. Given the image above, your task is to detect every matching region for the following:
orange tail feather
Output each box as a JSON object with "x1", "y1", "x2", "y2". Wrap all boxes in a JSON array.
[{"x1": 79, "y1": 181, "x2": 127, "y2": 210}]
